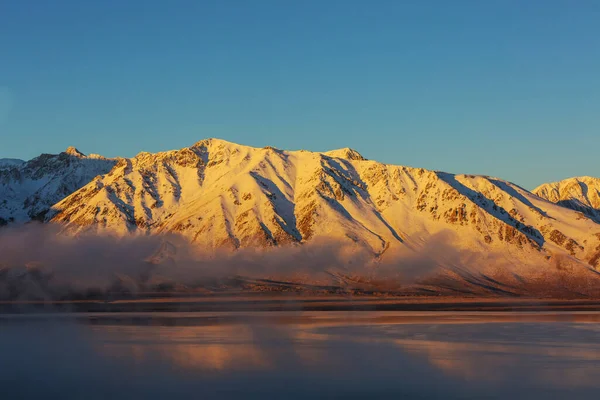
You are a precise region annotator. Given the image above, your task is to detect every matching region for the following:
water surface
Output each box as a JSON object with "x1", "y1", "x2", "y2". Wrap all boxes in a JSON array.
[{"x1": 2, "y1": 311, "x2": 600, "y2": 399}]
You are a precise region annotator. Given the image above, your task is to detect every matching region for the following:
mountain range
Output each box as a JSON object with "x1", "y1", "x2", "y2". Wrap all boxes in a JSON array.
[{"x1": 2, "y1": 139, "x2": 600, "y2": 296}]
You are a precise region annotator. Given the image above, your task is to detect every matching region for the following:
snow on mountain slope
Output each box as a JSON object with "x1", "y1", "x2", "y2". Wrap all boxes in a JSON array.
[
  {"x1": 46, "y1": 139, "x2": 600, "y2": 289},
  {"x1": 534, "y1": 177, "x2": 600, "y2": 222},
  {"x1": 0, "y1": 159, "x2": 25, "y2": 169},
  {"x1": 0, "y1": 148, "x2": 117, "y2": 224}
]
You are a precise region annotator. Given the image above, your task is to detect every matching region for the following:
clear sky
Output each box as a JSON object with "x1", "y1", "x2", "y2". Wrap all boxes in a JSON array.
[{"x1": 1, "y1": 0, "x2": 598, "y2": 189}]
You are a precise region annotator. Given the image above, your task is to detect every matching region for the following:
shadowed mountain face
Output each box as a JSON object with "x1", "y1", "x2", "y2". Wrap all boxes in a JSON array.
[
  {"x1": 0, "y1": 148, "x2": 117, "y2": 224},
  {"x1": 2, "y1": 139, "x2": 600, "y2": 297}
]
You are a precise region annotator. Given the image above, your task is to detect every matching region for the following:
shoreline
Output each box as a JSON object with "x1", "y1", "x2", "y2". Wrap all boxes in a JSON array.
[{"x1": 4, "y1": 295, "x2": 600, "y2": 313}]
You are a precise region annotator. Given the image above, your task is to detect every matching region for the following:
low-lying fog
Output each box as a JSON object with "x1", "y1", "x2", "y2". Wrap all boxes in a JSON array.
[{"x1": 2, "y1": 223, "x2": 600, "y2": 300}]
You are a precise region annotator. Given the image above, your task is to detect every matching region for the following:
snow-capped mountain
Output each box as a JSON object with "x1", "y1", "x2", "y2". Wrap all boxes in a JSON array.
[
  {"x1": 43, "y1": 139, "x2": 600, "y2": 289},
  {"x1": 0, "y1": 147, "x2": 117, "y2": 224},
  {"x1": 534, "y1": 176, "x2": 600, "y2": 222},
  {"x1": 1, "y1": 138, "x2": 600, "y2": 296}
]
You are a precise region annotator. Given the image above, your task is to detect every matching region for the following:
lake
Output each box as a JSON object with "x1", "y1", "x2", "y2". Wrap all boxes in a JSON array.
[{"x1": 2, "y1": 310, "x2": 600, "y2": 399}]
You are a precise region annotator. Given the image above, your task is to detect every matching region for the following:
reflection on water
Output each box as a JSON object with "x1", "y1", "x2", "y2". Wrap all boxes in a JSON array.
[
  {"x1": 97, "y1": 325, "x2": 271, "y2": 371},
  {"x1": 2, "y1": 312, "x2": 600, "y2": 399},
  {"x1": 413, "y1": 338, "x2": 600, "y2": 388}
]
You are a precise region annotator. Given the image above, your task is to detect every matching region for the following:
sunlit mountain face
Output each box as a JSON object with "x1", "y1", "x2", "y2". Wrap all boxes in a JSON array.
[
  {"x1": 534, "y1": 176, "x2": 600, "y2": 222},
  {"x1": 2, "y1": 139, "x2": 600, "y2": 298}
]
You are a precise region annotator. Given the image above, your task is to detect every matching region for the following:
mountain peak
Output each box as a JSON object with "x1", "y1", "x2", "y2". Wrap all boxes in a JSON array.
[
  {"x1": 324, "y1": 147, "x2": 366, "y2": 161},
  {"x1": 534, "y1": 176, "x2": 600, "y2": 193},
  {"x1": 192, "y1": 138, "x2": 240, "y2": 149},
  {"x1": 64, "y1": 146, "x2": 85, "y2": 157},
  {"x1": 567, "y1": 176, "x2": 600, "y2": 184},
  {"x1": 534, "y1": 175, "x2": 600, "y2": 219}
]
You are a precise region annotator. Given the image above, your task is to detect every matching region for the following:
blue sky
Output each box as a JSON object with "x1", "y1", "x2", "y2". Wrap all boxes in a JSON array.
[{"x1": 1, "y1": 0, "x2": 599, "y2": 189}]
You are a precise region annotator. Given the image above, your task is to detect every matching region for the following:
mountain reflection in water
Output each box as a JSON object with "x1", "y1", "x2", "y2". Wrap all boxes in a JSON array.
[{"x1": 2, "y1": 311, "x2": 600, "y2": 399}]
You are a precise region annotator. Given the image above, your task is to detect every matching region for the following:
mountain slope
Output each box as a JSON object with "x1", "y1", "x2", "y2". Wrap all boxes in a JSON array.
[
  {"x1": 0, "y1": 147, "x2": 117, "y2": 224},
  {"x1": 46, "y1": 139, "x2": 600, "y2": 292},
  {"x1": 534, "y1": 176, "x2": 600, "y2": 222}
]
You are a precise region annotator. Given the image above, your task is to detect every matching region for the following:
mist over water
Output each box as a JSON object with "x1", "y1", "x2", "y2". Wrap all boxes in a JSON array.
[
  {"x1": 0, "y1": 223, "x2": 457, "y2": 300},
  {"x1": 1, "y1": 222, "x2": 599, "y2": 300}
]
